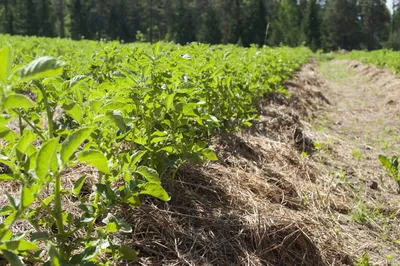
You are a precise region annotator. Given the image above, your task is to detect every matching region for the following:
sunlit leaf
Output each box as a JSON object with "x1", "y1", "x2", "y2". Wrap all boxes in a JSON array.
[
  {"x1": 20, "y1": 56, "x2": 65, "y2": 81},
  {"x1": 139, "y1": 183, "x2": 170, "y2": 201},
  {"x1": 77, "y1": 150, "x2": 110, "y2": 174},
  {"x1": 0, "y1": 46, "x2": 13, "y2": 85},
  {"x1": 3, "y1": 94, "x2": 35, "y2": 110},
  {"x1": 35, "y1": 138, "x2": 59, "y2": 180},
  {"x1": 60, "y1": 127, "x2": 93, "y2": 165},
  {"x1": 136, "y1": 166, "x2": 160, "y2": 183}
]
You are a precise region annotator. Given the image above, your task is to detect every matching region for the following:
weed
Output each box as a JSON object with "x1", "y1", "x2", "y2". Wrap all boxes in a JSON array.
[
  {"x1": 352, "y1": 149, "x2": 364, "y2": 161},
  {"x1": 357, "y1": 252, "x2": 374, "y2": 266}
]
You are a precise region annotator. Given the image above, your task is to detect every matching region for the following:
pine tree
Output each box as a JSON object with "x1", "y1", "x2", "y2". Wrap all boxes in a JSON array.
[
  {"x1": 217, "y1": 0, "x2": 241, "y2": 44},
  {"x1": 55, "y1": 0, "x2": 65, "y2": 37},
  {"x1": 301, "y1": 0, "x2": 322, "y2": 50},
  {"x1": 322, "y1": 0, "x2": 361, "y2": 50},
  {"x1": 14, "y1": 0, "x2": 28, "y2": 35},
  {"x1": 197, "y1": 6, "x2": 222, "y2": 44},
  {"x1": 196, "y1": 0, "x2": 221, "y2": 44},
  {"x1": 240, "y1": 0, "x2": 267, "y2": 46},
  {"x1": 107, "y1": 0, "x2": 130, "y2": 41},
  {"x1": 359, "y1": 0, "x2": 390, "y2": 50},
  {"x1": 386, "y1": 0, "x2": 400, "y2": 49},
  {"x1": 269, "y1": 0, "x2": 302, "y2": 47},
  {"x1": 38, "y1": 0, "x2": 55, "y2": 37},
  {"x1": 175, "y1": 0, "x2": 196, "y2": 44},
  {"x1": 69, "y1": 0, "x2": 84, "y2": 39},
  {"x1": 1, "y1": 0, "x2": 14, "y2": 34}
]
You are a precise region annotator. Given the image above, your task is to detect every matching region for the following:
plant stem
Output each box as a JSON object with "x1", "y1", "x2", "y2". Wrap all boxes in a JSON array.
[
  {"x1": 14, "y1": 109, "x2": 45, "y2": 140},
  {"x1": 18, "y1": 116, "x2": 24, "y2": 136},
  {"x1": 54, "y1": 172, "x2": 66, "y2": 258},
  {"x1": 36, "y1": 82, "x2": 54, "y2": 138},
  {"x1": 86, "y1": 172, "x2": 103, "y2": 240}
]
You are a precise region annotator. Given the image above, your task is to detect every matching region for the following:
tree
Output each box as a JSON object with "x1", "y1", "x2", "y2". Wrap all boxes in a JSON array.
[
  {"x1": 1, "y1": 0, "x2": 14, "y2": 34},
  {"x1": 269, "y1": 0, "x2": 302, "y2": 47},
  {"x1": 301, "y1": 0, "x2": 322, "y2": 50},
  {"x1": 55, "y1": 0, "x2": 65, "y2": 37},
  {"x1": 322, "y1": 0, "x2": 361, "y2": 50},
  {"x1": 38, "y1": 0, "x2": 55, "y2": 37},
  {"x1": 359, "y1": 0, "x2": 391, "y2": 50},
  {"x1": 216, "y1": 0, "x2": 241, "y2": 44},
  {"x1": 240, "y1": 0, "x2": 268, "y2": 46},
  {"x1": 174, "y1": 0, "x2": 196, "y2": 44},
  {"x1": 196, "y1": 0, "x2": 222, "y2": 44},
  {"x1": 14, "y1": 0, "x2": 28, "y2": 35}
]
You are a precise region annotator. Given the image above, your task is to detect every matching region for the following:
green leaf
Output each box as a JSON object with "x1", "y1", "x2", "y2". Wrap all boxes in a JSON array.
[
  {"x1": 107, "y1": 110, "x2": 127, "y2": 132},
  {"x1": 165, "y1": 93, "x2": 175, "y2": 111},
  {"x1": 77, "y1": 150, "x2": 110, "y2": 174},
  {"x1": 70, "y1": 246, "x2": 99, "y2": 263},
  {"x1": 68, "y1": 75, "x2": 86, "y2": 88},
  {"x1": 202, "y1": 148, "x2": 218, "y2": 161},
  {"x1": 15, "y1": 131, "x2": 35, "y2": 160},
  {"x1": 94, "y1": 184, "x2": 115, "y2": 200},
  {"x1": 105, "y1": 222, "x2": 118, "y2": 233},
  {"x1": 30, "y1": 232, "x2": 50, "y2": 241},
  {"x1": 35, "y1": 138, "x2": 59, "y2": 180},
  {"x1": 48, "y1": 245, "x2": 70, "y2": 266},
  {"x1": 102, "y1": 214, "x2": 132, "y2": 233},
  {"x1": 0, "y1": 114, "x2": 12, "y2": 126},
  {"x1": 63, "y1": 103, "x2": 83, "y2": 124},
  {"x1": 119, "y1": 245, "x2": 139, "y2": 261},
  {"x1": 379, "y1": 155, "x2": 399, "y2": 180},
  {"x1": 0, "y1": 46, "x2": 13, "y2": 85},
  {"x1": 139, "y1": 183, "x2": 170, "y2": 201},
  {"x1": 0, "y1": 239, "x2": 39, "y2": 251},
  {"x1": 73, "y1": 175, "x2": 87, "y2": 196},
  {"x1": 129, "y1": 150, "x2": 147, "y2": 167},
  {"x1": 5, "y1": 191, "x2": 18, "y2": 209},
  {"x1": 3, "y1": 94, "x2": 35, "y2": 110},
  {"x1": 136, "y1": 166, "x2": 160, "y2": 183},
  {"x1": 42, "y1": 195, "x2": 54, "y2": 205},
  {"x1": 2, "y1": 250, "x2": 26, "y2": 266},
  {"x1": 0, "y1": 126, "x2": 17, "y2": 142},
  {"x1": 60, "y1": 127, "x2": 93, "y2": 165},
  {"x1": 21, "y1": 187, "x2": 34, "y2": 208},
  {"x1": 0, "y1": 228, "x2": 12, "y2": 241},
  {"x1": 0, "y1": 174, "x2": 17, "y2": 181},
  {"x1": 151, "y1": 136, "x2": 167, "y2": 144},
  {"x1": 20, "y1": 56, "x2": 65, "y2": 81},
  {"x1": 153, "y1": 42, "x2": 161, "y2": 56}
]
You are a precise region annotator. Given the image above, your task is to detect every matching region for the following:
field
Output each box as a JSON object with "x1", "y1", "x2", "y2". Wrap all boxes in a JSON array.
[
  {"x1": 0, "y1": 35, "x2": 312, "y2": 265},
  {"x1": 1, "y1": 34, "x2": 400, "y2": 266}
]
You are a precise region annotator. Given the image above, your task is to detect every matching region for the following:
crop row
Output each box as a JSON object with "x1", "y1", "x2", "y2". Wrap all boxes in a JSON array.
[
  {"x1": 0, "y1": 34, "x2": 312, "y2": 265},
  {"x1": 337, "y1": 49, "x2": 400, "y2": 74}
]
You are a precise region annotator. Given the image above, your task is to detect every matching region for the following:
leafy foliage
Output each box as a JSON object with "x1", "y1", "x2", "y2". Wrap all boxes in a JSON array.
[
  {"x1": 337, "y1": 49, "x2": 400, "y2": 74},
  {"x1": 0, "y1": 34, "x2": 311, "y2": 264},
  {"x1": 379, "y1": 155, "x2": 400, "y2": 191}
]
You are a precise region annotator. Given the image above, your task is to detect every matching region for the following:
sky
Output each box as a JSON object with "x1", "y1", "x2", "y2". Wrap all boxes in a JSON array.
[{"x1": 387, "y1": 0, "x2": 394, "y2": 13}]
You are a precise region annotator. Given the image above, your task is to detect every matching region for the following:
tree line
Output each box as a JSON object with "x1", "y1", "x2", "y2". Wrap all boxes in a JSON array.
[{"x1": 0, "y1": 0, "x2": 399, "y2": 51}]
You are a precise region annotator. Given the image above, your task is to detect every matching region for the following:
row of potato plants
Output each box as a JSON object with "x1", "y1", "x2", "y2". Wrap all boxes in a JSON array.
[
  {"x1": 0, "y1": 34, "x2": 312, "y2": 265},
  {"x1": 337, "y1": 49, "x2": 400, "y2": 74}
]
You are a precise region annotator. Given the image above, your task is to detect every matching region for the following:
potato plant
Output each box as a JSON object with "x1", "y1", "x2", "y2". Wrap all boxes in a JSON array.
[
  {"x1": 0, "y1": 35, "x2": 312, "y2": 265},
  {"x1": 379, "y1": 155, "x2": 400, "y2": 191}
]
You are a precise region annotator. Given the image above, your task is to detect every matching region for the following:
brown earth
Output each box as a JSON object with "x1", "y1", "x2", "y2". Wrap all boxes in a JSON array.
[{"x1": 1, "y1": 59, "x2": 400, "y2": 266}]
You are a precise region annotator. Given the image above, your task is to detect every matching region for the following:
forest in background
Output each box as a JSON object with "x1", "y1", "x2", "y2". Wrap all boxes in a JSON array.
[{"x1": 0, "y1": 0, "x2": 399, "y2": 51}]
